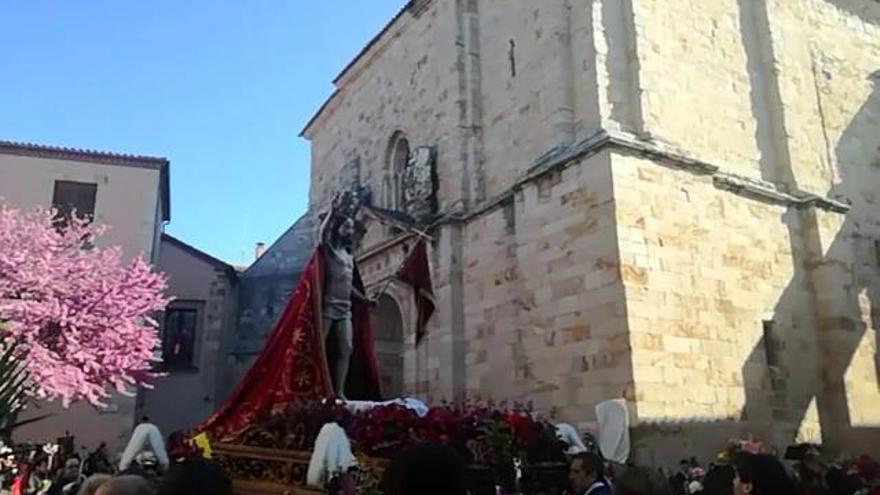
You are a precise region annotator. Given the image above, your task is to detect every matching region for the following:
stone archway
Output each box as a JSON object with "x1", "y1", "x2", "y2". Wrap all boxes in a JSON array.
[{"x1": 370, "y1": 293, "x2": 405, "y2": 397}]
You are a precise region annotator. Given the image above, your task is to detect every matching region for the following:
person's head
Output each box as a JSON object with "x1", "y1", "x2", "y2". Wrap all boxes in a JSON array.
[
  {"x1": 381, "y1": 443, "x2": 467, "y2": 495},
  {"x1": 331, "y1": 216, "x2": 357, "y2": 247},
  {"x1": 63, "y1": 456, "x2": 82, "y2": 477},
  {"x1": 570, "y1": 453, "x2": 605, "y2": 493},
  {"x1": 77, "y1": 474, "x2": 111, "y2": 495},
  {"x1": 732, "y1": 453, "x2": 796, "y2": 495},
  {"x1": 158, "y1": 460, "x2": 231, "y2": 495},
  {"x1": 94, "y1": 475, "x2": 153, "y2": 495},
  {"x1": 140, "y1": 417, "x2": 150, "y2": 424},
  {"x1": 680, "y1": 460, "x2": 690, "y2": 473},
  {"x1": 328, "y1": 214, "x2": 357, "y2": 249},
  {"x1": 615, "y1": 466, "x2": 671, "y2": 495},
  {"x1": 702, "y1": 465, "x2": 734, "y2": 495}
]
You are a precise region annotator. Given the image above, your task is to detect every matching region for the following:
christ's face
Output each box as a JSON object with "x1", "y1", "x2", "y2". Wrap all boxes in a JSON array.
[{"x1": 337, "y1": 218, "x2": 356, "y2": 245}]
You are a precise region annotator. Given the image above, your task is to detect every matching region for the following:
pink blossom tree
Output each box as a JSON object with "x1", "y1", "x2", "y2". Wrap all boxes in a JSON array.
[{"x1": 0, "y1": 205, "x2": 168, "y2": 410}]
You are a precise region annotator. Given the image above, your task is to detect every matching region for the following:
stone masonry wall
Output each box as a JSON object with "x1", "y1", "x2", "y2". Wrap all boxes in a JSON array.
[
  {"x1": 301, "y1": 0, "x2": 880, "y2": 459},
  {"x1": 783, "y1": 2, "x2": 880, "y2": 450},
  {"x1": 303, "y1": 0, "x2": 641, "y2": 406},
  {"x1": 356, "y1": 151, "x2": 633, "y2": 420},
  {"x1": 631, "y1": 0, "x2": 762, "y2": 177},
  {"x1": 613, "y1": 149, "x2": 880, "y2": 460},
  {"x1": 306, "y1": 0, "x2": 464, "y2": 212},
  {"x1": 460, "y1": 151, "x2": 631, "y2": 424},
  {"x1": 618, "y1": 0, "x2": 880, "y2": 459},
  {"x1": 477, "y1": 0, "x2": 600, "y2": 198},
  {"x1": 307, "y1": 0, "x2": 617, "y2": 211},
  {"x1": 629, "y1": 0, "x2": 880, "y2": 191},
  {"x1": 612, "y1": 152, "x2": 822, "y2": 462},
  {"x1": 768, "y1": 0, "x2": 880, "y2": 195}
]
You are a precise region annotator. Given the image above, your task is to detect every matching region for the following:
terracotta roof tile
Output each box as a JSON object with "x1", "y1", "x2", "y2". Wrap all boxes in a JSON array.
[{"x1": 0, "y1": 139, "x2": 168, "y2": 168}]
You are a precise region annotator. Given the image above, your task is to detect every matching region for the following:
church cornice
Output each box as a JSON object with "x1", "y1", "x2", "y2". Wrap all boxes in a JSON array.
[{"x1": 440, "y1": 129, "x2": 850, "y2": 225}]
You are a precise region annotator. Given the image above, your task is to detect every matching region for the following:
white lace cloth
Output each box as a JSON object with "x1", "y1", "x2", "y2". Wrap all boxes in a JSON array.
[
  {"x1": 336, "y1": 397, "x2": 430, "y2": 417},
  {"x1": 306, "y1": 422, "x2": 358, "y2": 487}
]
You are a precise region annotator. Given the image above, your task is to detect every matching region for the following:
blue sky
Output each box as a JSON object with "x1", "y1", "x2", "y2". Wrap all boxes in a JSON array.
[{"x1": 0, "y1": 1, "x2": 405, "y2": 265}]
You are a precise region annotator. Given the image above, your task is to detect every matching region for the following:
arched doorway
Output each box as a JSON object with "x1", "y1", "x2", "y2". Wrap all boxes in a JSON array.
[{"x1": 370, "y1": 294, "x2": 405, "y2": 397}]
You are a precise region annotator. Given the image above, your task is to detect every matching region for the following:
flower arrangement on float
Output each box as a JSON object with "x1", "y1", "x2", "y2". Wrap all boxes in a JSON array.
[
  {"x1": 716, "y1": 436, "x2": 777, "y2": 463},
  {"x1": 233, "y1": 399, "x2": 568, "y2": 493},
  {"x1": 244, "y1": 399, "x2": 564, "y2": 463}
]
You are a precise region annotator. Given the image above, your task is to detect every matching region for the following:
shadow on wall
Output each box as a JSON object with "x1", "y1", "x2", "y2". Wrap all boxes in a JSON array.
[
  {"x1": 824, "y1": 0, "x2": 880, "y2": 25},
  {"x1": 633, "y1": 3, "x2": 880, "y2": 464},
  {"x1": 738, "y1": 9, "x2": 880, "y2": 454}
]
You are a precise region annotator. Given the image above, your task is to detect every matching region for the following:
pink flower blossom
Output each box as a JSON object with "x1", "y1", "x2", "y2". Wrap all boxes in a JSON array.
[{"x1": 0, "y1": 205, "x2": 169, "y2": 407}]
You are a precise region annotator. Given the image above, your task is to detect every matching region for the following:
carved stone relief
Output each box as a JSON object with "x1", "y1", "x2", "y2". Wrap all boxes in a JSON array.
[{"x1": 402, "y1": 145, "x2": 437, "y2": 222}]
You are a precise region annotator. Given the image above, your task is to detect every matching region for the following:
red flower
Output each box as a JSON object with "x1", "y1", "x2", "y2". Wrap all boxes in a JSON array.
[{"x1": 503, "y1": 412, "x2": 539, "y2": 445}]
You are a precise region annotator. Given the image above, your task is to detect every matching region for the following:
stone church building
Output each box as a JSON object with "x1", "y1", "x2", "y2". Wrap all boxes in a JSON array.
[{"x1": 239, "y1": 0, "x2": 880, "y2": 461}]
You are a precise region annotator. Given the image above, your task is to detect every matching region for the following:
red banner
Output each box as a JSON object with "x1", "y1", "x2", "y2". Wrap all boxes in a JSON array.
[{"x1": 397, "y1": 239, "x2": 436, "y2": 345}]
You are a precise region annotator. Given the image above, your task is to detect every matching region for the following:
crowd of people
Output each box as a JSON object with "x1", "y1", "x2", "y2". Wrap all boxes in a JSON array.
[
  {"x1": 9, "y1": 445, "x2": 876, "y2": 495},
  {"x1": 375, "y1": 443, "x2": 878, "y2": 495},
  {"x1": 1, "y1": 419, "x2": 231, "y2": 495},
  {"x1": 578, "y1": 450, "x2": 878, "y2": 495},
  {"x1": 564, "y1": 452, "x2": 783, "y2": 495},
  {"x1": 13, "y1": 459, "x2": 232, "y2": 495},
  {"x1": 2, "y1": 418, "x2": 877, "y2": 495}
]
